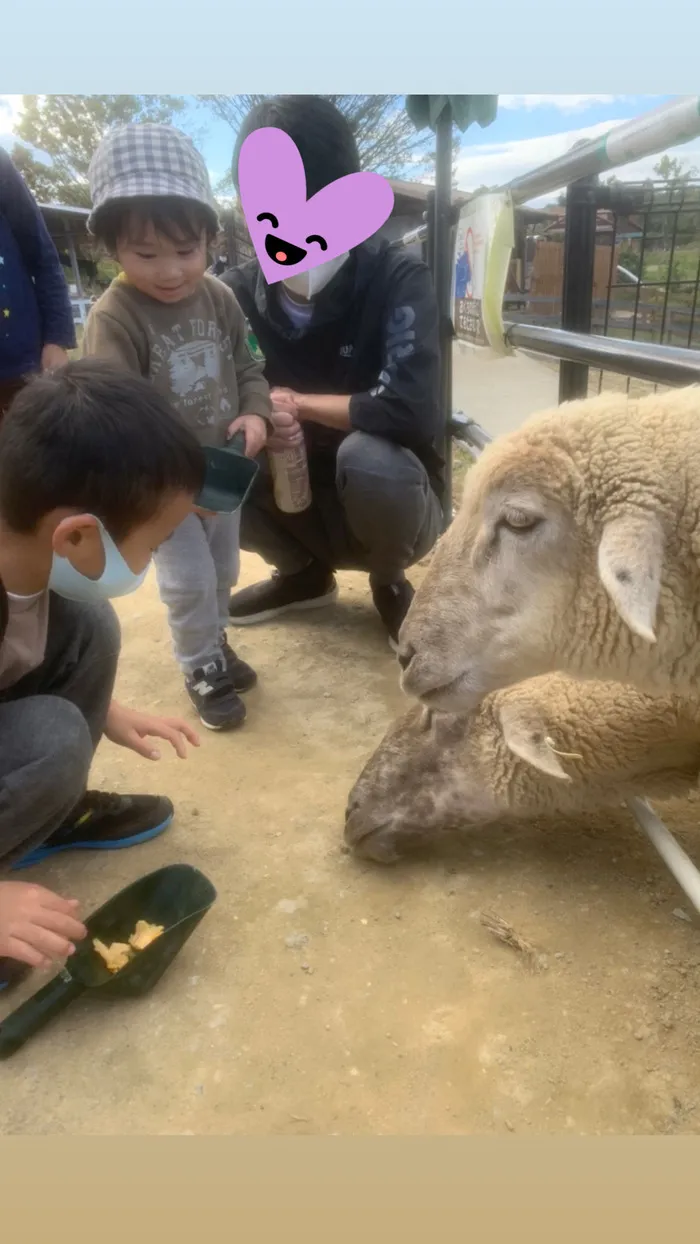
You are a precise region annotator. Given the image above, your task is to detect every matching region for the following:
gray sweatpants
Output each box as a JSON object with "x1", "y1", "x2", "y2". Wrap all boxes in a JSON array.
[
  {"x1": 154, "y1": 511, "x2": 241, "y2": 675},
  {"x1": 240, "y1": 430, "x2": 443, "y2": 586},
  {"x1": 0, "y1": 596, "x2": 119, "y2": 869}
]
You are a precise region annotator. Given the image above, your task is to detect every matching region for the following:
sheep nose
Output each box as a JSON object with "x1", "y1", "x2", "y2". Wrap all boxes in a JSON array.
[
  {"x1": 345, "y1": 798, "x2": 359, "y2": 823},
  {"x1": 397, "y1": 643, "x2": 415, "y2": 671}
]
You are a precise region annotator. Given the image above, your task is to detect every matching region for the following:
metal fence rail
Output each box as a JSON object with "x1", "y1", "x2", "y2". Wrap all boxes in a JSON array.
[
  {"x1": 505, "y1": 96, "x2": 700, "y2": 207},
  {"x1": 504, "y1": 322, "x2": 700, "y2": 388}
]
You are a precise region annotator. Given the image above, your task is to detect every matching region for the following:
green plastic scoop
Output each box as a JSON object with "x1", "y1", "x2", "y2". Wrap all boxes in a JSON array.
[
  {"x1": 195, "y1": 430, "x2": 259, "y2": 514},
  {"x1": 0, "y1": 863, "x2": 217, "y2": 1060}
]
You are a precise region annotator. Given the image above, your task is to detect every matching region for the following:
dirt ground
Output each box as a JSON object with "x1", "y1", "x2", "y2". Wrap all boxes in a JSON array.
[{"x1": 3, "y1": 552, "x2": 700, "y2": 1135}]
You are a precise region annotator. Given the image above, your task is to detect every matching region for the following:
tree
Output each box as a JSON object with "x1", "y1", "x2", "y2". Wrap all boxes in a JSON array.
[
  {"x1": 653, "y1": 154, "x2": 698, "y2": 184},
  {"x1": 11, "y1": 95, "x2": 187, "y2": 206},
  {"x1": 199, "y1": 94, "x2": 432, "y2": 191}
]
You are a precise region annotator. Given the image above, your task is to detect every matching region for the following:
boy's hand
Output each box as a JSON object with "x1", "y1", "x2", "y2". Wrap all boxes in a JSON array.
[
  {"x1": 105, "y1": 702, "x2": 200, "y2": 760},
  {"x1": 228, "y1": 413, "x2": 268, "y2": 458},
  {"x1": 0, "y1": 880, "x2": 87, "y2": 969},
  {"x1": 41, "y1": 344, "x2": 69, "y2": 372}
]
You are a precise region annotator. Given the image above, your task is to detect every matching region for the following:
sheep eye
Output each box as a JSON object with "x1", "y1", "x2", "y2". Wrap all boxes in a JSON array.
[{"x1": 500, "y1": 509, "x2": 542, "y2": 534}]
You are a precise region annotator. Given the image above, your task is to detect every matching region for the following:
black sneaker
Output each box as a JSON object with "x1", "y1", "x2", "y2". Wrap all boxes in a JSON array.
[
  {"x1": 220, "y1": 634, "x2": 257, "y2": 692},
  {"x1": 10, "y1": 792, "x2": 175, "y2": 872},
  {"x1": 0, "y1": 958, "x2": 32, "y2": 995},
  {"x1": 186, "y1": 659, "x2": 247, "y2": 731},
  {"x1": 228, "y1": 562, "x2": 338, "y2": 625},
  {"x1": 372, "y1": 580, "x2": 415, "y2": 652}
]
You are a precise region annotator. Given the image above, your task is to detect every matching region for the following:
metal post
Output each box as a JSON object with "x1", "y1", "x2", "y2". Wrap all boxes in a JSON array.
[
  {"x1": 66, "y1": 228, "x2": 83, "y2": 298},
  {"x1": 559, "y1": 176, "x2": 598, "y2": 403},
  {"x1": 433, "y1": 101, "x2": 454, "y2": 527}
]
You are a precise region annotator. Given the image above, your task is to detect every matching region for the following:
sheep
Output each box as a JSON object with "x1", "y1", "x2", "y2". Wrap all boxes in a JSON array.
[
  {"x1": 398, "y1": 385, "x2": 700, "y2": 715},
  {"x1": 345, "y1": 673, "x2": 700, "y2": 864}
]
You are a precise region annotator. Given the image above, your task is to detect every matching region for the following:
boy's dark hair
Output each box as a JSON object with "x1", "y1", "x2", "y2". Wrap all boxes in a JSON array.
[
  {"x1": 233, "y1": 96, "x2": 360, "y2": 199},
  {"x1": 0, "y1": 360, "x2": 205, "y2": 539},
  {"x1": 90, "y1": 196, "x2": 218, "y2": 255}
]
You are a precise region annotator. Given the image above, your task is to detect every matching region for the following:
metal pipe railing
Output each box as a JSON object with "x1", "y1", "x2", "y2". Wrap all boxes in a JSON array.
[
  {"x1": 504, "y1": 322, "x2": 700, "y2": 388},
  {"x1": 506, "y1": 96, "x2": 700, "y2": 205}
]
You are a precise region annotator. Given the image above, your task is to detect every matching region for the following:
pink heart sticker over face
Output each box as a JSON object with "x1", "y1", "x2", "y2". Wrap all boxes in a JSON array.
[{"x1": 238, "y1": 127, "x2": 395, "y2": 286}]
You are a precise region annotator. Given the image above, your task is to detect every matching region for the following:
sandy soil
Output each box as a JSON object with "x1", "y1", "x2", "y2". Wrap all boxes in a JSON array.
[{"x1": 2, "y1": 554, "x2": 700, "y2": 1135}]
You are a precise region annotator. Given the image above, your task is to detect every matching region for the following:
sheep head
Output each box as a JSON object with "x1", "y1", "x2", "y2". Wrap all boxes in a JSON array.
[
  {"x1": 399, "y1": 395, "x2": 673, "y2": 713},
  {"x1": 345, "y1": 690, "x2": 579, "y2": 864},
  {"x1": 344, "y1": 704, "x2": 503, "y2": 863}
]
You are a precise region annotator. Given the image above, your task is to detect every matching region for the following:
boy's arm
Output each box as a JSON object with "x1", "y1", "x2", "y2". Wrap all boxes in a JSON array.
[
  {"x1": 0, "y1": 148, "x2": 77, "y2": 357},
  {"x1": 82, "y1": 305, "x2": 146, "y2": 374}
]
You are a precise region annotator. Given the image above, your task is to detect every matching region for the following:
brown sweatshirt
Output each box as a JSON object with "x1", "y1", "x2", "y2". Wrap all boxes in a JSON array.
[{"x1": 83, "y1": 274, "x2": 272, "y2": 448}]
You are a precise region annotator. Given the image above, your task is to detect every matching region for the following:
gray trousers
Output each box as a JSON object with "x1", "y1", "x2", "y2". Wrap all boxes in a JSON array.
[
  {"x1": 154, "y1": 511, "x2": 241, "y2": 674},
  {"x1": 241, "y1": 431, "x2": 443, "y2": 585},
  {"x1": 0, "y1": 596, "x2": 119, "y2": 869}
]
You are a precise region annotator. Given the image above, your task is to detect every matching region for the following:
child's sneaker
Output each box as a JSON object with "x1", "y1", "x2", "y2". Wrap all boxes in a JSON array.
[
  {"x1": 186, "y1": 659, "x2": 246, "y2": 730},
  {"x1": 10, "y1": 792, "x2": 175, "y2": 871},
  {"x1": 220, "y1": 634, "x2": 257, "y2": 692}
]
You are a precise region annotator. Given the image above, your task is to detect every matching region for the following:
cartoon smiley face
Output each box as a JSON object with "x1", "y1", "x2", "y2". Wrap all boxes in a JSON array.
[
  {"x1": 256, "y1": 212, "x2": 328, "y2": 268},
  {"x1": 237, "y1": 127, "x2": 395, "y2": 288}
]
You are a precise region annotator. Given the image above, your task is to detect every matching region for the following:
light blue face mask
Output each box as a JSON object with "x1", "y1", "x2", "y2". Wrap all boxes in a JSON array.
[{"x1": 48, "y1": 516, "x2": 150, "y2": 603}]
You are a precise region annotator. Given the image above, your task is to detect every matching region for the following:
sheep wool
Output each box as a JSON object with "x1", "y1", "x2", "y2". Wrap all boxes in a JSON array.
[{"x1": 399, "y1": 385, "x2": 700, "y2": 714}]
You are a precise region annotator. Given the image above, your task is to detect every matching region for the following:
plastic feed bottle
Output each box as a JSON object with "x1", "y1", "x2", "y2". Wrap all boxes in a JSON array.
[{"x1": 268, "y1": 421, "x2": 312, "y2": 514}]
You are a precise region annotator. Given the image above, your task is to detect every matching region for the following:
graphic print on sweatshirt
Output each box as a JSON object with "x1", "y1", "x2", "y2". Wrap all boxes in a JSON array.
[{"x1": 146, "y1": 317, "x2": 235, "y2": 430}]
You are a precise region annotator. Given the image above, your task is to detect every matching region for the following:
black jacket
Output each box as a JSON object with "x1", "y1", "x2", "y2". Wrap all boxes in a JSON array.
[{"x1": 221, "y1": 239, "x2": 444, "y2": 494}]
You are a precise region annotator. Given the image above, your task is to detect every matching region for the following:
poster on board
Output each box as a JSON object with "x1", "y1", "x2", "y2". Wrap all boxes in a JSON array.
[{"x1": 453, "y1": 191, "x2": 515, "y2": 354}]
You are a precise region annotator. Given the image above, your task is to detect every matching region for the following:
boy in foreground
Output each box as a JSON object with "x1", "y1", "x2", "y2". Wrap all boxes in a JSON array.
[{"x1": 0, "y1": 360, "x2": 205, "y2": 993}]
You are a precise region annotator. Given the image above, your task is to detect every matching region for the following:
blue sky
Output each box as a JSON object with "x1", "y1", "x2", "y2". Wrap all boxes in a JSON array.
[{"x1": 1, "y1": 94, "x2": 697, "y2": 207}]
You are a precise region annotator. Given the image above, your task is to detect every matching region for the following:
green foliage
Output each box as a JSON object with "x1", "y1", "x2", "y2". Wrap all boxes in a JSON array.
[
  {"x1": 653, "y1": 154, "x2": 699, "y2": 184},
  {"x1": 618, "y1": 245, "x2": 640, "y2": 275},
  {"x1": 12, "y1": 95, "x2": 187, "y2": 206}
]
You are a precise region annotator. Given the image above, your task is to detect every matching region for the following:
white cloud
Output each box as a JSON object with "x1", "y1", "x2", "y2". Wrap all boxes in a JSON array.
[
  {"x1": 455, "y1": 118, "x2": 700, "y2": 204},
  {"x1": 499, "y1": 95, "x2": 627, "y2": 113}
]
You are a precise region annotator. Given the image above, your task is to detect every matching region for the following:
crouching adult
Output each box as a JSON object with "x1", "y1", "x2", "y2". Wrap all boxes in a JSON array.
[{"x1": 222, "y1": 95, "x2": 444, "y2": 650}]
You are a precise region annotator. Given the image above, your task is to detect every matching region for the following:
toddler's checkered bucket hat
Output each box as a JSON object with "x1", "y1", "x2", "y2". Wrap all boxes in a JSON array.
[{"x1": 87, "y1": 123, "x2": 219, "y2": 233}]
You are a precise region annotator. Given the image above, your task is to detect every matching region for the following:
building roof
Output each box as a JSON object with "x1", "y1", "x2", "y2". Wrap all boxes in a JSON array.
[
  {"x1": 37, "y1": 202, "x2": 90, "y2": 216},
  {"x1": 387, "y1": 178, "x2": 472, "y2": 208}
]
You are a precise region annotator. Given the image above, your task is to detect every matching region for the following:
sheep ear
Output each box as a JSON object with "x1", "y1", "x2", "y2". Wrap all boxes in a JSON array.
[
  {"x1": 597, "y1": 513, "x2": 663, "y2": 643},
  {"x1": 498, "y1": 704, "x2": 572, "y2": 781}
]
